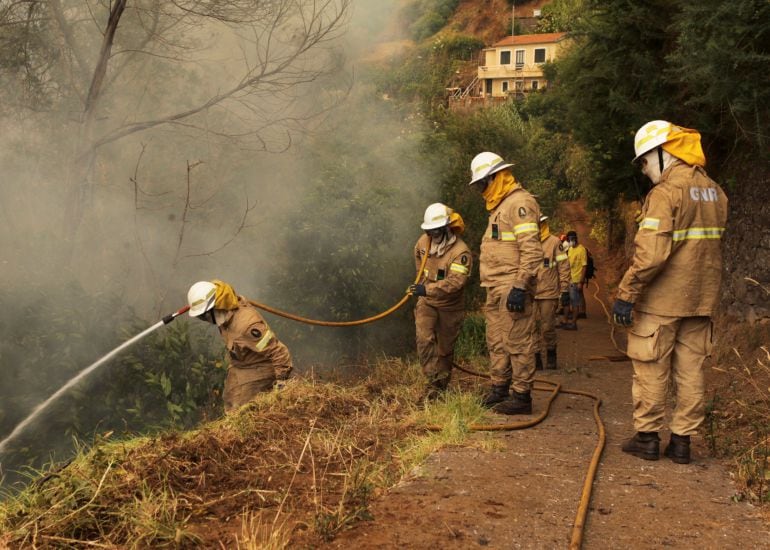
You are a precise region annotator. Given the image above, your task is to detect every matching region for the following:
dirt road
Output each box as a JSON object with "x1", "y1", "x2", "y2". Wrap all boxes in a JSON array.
[{"x1": 329, "y1": 203, "x2": 769, "y2": 549}]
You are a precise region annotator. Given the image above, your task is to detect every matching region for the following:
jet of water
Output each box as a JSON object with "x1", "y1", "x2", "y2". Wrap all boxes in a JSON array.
[{"x1": 0, "y1": 306, "x2": 189, "y2": 457}]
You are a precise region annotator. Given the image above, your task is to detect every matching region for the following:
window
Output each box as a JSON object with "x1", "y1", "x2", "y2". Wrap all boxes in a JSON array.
[
  {"x1": 534, "y1": 48, "x2": 546, "y2": 64},
  {"x1": 532, "y1": 80, "x2": 539, "y2": 90},
  {"x1": 502, "y1": 81, "x2": 509, "y2": 93},
  {"x1": 500, "y1": 50, "x2": 511, "y2": 65},
  {"x1": 515, "y1": 50, "x2": 525, "y2": 69}
]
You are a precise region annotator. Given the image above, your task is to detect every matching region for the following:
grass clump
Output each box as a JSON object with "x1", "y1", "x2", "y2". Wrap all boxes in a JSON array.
[
  {"x1": 707, "y1": 322, "x2": 770, "y2": 503},
  {"x1": 0, "y1": 357, "x2": 496, "y2": 547}
]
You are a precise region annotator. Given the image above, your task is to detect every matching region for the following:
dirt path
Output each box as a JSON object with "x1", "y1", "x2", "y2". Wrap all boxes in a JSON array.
[{"x1": 328, "y1": 202, "x2": 769, "y2": 549}]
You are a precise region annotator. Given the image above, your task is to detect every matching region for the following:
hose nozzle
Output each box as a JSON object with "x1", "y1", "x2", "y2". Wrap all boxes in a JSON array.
[{"x1": 162, "y1": 305, "x2": 191, "y2": 324}]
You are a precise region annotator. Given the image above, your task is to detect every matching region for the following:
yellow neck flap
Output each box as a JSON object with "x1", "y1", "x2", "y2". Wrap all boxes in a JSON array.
[
  {"x1": 540, "y1": 223, "x2": 550, "y2": 242},
  {"x1": 661, "y1": 126, "x2": 706, "y2": 167},
  {"x1": 211, "y1": 279, "x2": 239, "y2": 310},
  {"x1": 482, "y1": 170, "x2": 519, "y2": 211}
]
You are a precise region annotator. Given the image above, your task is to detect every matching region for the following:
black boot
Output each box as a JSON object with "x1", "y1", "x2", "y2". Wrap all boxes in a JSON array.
[
  {"x1": 621, "y1": 432, "x2": 660, "y2": 461},
  {"x1": 481, "y1": 384, "x2": 509, "y2": 407},
  {"x1": 419, "y1": 376, "x2": 449, "y2": 405},
  {"x1": 664, "y1": 433, "x2": 691, "y2": 464},
  {"x1": 546, "y1": 349, "x2": 557, "y2": 370},
  {"x1": 494, "y1": 390, "x2": 532, "y2": 415},
  {"x1": 535, "y1": 353, "x2": 544, "y2": 371}
]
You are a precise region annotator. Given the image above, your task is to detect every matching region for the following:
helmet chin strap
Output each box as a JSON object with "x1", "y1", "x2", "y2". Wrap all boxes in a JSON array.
[{"x1": 657, "y1": 147, "x2": 664, "y2": 175}]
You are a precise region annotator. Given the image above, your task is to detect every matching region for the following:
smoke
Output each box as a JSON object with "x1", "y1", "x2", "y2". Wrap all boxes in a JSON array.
[{"x1": 0, "y1": 0, "x2": 437, "y2": 483}]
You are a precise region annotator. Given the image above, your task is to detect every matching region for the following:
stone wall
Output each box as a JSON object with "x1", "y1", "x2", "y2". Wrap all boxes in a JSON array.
[{"x1": 721, "y1": 166, "x2": 770, "y2": 324}]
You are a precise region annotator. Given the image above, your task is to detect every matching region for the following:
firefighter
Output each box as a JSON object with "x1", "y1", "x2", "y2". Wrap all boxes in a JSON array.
[
  {"x1": 469, "y1": 152, "x2": 543, "y2": 414},
  {"x1": 533, "y1": 215, "x2": 571, "y2": 370},
  {"x1": 409, "y1": 203, "x2": 472, "y2": 401},
  {"x1": 562, "y1": 230, "x2": 588, "y2": 329},
  {"x1": 187, "y1": 279, "x2": 293, "y2": 413},
  {"x1": 613, "y1": 121, "x2": 728, "y2": 464}
]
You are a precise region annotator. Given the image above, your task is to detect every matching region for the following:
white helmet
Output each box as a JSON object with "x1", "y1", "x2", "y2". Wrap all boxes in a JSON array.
[
  {"x1": 187, "y1": 281, "x2": 216, "y2": 317},
  {"x1": 633, "y1": 120, "x2": 672, "y2": 162},
  {"x1": 421, "y1": 203, "x2": 450, "y2": 230},
  {"x1": 468, "y1": 151, "x2": 513, "y2": 185}
]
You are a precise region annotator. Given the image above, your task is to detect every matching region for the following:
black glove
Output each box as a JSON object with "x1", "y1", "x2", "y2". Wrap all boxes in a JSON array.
[
  {"x1": 612, "y1": 299, "x2": 634, "y2": 327},
  {"x1": 408, "y1": 283, "x2": 427, "y2": 297},
  {"x1": 506, "y1": 288, "x2": 526, "y2": 312},
  {"x1": 560, "y1": 291, "x2": 570, "y2": 307}
]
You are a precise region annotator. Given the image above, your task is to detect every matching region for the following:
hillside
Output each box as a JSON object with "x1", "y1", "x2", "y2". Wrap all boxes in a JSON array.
[{"x1": 1, "y1": 0, "x2": 768, "y2": 547}]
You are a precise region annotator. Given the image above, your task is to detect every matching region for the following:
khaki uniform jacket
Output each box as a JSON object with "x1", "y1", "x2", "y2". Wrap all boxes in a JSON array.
[
  {"x1": 479, "y1": 187, "x2": 542, "y2": 292},
  {"x1": 219, "y1": 297, "x2": 293, "y2": 379},
  {"x1": 414, "y1": 234, "x2": 472, "y2": 310},
  {"x1": 617, "y1": 162, "x2": 728, "y2": 317},
  {"x1": 535, "y1": 234, "x2": 571, "y2": 299}
]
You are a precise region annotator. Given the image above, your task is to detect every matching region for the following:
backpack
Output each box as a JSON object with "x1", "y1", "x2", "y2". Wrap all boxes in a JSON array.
[{"x1": 585, "y1": 248, "x2": 596, "y2": 280}]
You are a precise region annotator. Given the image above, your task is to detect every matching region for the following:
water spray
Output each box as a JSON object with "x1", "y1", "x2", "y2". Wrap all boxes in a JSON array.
[{"x1": 0, "y1": 305, "x2": 190, "y2": 457}]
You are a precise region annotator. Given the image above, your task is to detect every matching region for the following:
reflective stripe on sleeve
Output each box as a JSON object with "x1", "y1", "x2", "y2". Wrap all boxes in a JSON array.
[
  {"x1": 555, "y1": 253, "x2": 568, "y2": 262},
  {"x1": 255, "y1": 329, "x2": 274, "y2": 352},
  {"x1": 513, "y1": 222, "x2": 538, "y2": 235},
  {"x1": 639, "y1": 217, "x2": 660, "y2": 230},
  {"x1": 450, "y1": 263, "x2": 469, "y2": 275},
  {"x1": 672, "y1": 227, "x2": 725, "y2": 241},
  {"x1": 500, "y1": 231, "x2": 516, "y2": 241}
]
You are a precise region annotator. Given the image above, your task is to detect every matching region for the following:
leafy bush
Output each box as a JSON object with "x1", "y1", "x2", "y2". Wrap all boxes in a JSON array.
[
  {"x1": 402, "y1": 0, "x2": 462, "y2": 41},
  {"x1": 0, "y1": 280, "x2": 223, "y2": 489}
]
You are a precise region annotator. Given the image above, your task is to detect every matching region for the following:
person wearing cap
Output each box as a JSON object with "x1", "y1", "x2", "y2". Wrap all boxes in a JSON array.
[
  {"x1": 187, "y1": 279, "x2": 293, "y2": 412},
  {"x1": 533, "y1": 215, "x2": 571, "y2": 370},
  {"x1": 562, "y1": 230, "x2": 588, "y2": 329},
  {"x1": 613, "y1": 121, "x2": 728, "y2": 464},
  {"x1": 468, "y1": 152, "x2": 543, "y2": 415},
  {"x1": 409, "y1": 203, "x2": 472, "y2": 401}
]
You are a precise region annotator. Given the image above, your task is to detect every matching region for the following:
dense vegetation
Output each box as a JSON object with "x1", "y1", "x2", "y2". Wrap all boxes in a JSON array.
[{"x1": 384, "y1": 0, "x2": 770, "y2": 218}]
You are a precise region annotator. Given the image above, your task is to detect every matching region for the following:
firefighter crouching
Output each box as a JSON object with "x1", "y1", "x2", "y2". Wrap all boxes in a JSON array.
[
  {"x1": 187, "y1": 279, "x2": 293, "y2": 413},
  {"x1": 409, "y1": 203, "x2": 472, "y2": 402},
  {"x1": 469, "y1": 152, "x2": 544, "y2": 415},
  {"x1": 533, "y1": 215, "x2": 570, "y2": 370},
  {"x1": 613, "y1": 121, "x2": 728, "y2": 464}
]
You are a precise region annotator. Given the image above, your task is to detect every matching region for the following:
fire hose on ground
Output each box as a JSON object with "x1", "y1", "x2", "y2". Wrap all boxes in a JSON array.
[
  {"x1": 449, "y1": 362, "x2": 605, "y2": 550},
  {"x1": 243, "y1": 247, "x2": 609, "y2": 550}
]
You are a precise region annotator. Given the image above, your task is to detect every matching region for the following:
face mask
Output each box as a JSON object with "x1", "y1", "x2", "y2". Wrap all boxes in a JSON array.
[
  {"x1": 426, "y1": 227, "x2": 446, "y2": 242},
  {"x1": 197, "y1": 310, "x2": 217, "y2": 324},
  {"x1": 640, "y1": 148, "x2": 676, "y2": 185}
]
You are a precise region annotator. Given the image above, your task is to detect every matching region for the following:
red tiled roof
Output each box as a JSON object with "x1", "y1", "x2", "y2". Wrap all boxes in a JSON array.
[{"x1": 493, "y1": 32, "x2": 567, "y2": 47}]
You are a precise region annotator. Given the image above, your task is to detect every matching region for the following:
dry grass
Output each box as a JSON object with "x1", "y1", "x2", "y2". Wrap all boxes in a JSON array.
[
  {"x1": 0, "y1": 357, "x2": 495, "y2": 547},
  {"x1": 707, "y1": 321, "x2": 770, "y2": 503}
]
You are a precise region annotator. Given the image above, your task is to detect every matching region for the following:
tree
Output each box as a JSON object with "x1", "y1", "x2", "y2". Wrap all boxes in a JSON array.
[
  {"x1": 667, "y1": 0, "x2": 770, "y2": 153},
  {"x1": 546, "y1": 0, "x2": 680, "y2": 208},
  {"x1": 535, "y1": 0, "x2": 586, "y2": 33},
  {"x1": 0, "y1": 0, "x2": 350, "y2": 242}
]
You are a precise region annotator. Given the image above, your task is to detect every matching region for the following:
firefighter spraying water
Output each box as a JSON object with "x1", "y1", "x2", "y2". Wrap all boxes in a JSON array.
[{"x1": 0, "y1": 305, "x2": 190, "y2": 457}]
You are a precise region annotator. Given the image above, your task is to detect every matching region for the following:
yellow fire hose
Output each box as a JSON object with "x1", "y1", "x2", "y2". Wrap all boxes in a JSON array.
[
  {"x1": 448, "y1": 362, "x2": 605, "y2": 550},
  {"x1": 244, "y1": 241, "x2": 606, "y2": 549},
  {"x1": 247, "y1": 241, "x2": 431, "y2": 326},
  {"x1": 588, "y1": 279, "x2": 629, "y2": 361}
]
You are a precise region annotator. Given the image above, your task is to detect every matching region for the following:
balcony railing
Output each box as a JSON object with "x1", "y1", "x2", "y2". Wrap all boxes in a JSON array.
[{"x1": 478, "y1": 63, "x2": 547, "y2": 78}]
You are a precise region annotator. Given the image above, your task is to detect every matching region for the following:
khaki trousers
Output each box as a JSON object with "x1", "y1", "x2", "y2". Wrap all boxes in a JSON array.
[
  {"x1": 533, "y1": 298, "x2": 558, "y2": 353},
  {"x1": 415, "y1": 300, "x2": 464, "y2": 387},
  {"x1": 223, "y1": 365, "x2": 275, "y2": 413},
  {"x1": 626, "y1": 311, "x2": 713, "y2": 436},
  {"x1": 484, "y1": 286, "x2": 536, "y2": 393}
]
